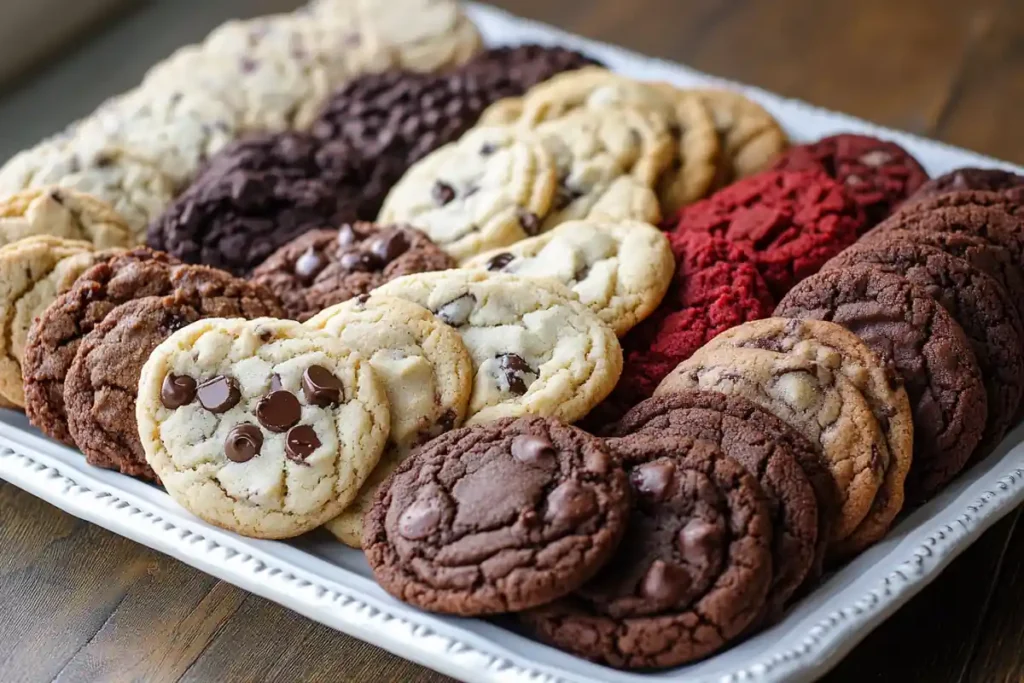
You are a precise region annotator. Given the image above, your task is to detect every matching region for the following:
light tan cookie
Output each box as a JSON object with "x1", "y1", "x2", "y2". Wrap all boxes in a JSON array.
[
  {"x1": 307, "y1": 294, "x2": 474, "y2": 546},
  {"x1": 378, "y1": 125, "x2": 558, "y2": 261},
  {"x1": 463, "y1": 219, "x2": 673, "y2": 335},
  {"x1": 692, "y1": 89, "x2": 788, "y2": 188},
  {"x1": 137, "y1": 317, "x2": 390, "y2": 539},
  {"x1": 0, "y1": 188, "x2": 132, "y2": 249},
  {"x1": 657, "y1": 346, "x2": 886, "y2": 542},
  {"x1": 374, "y1": 270, "x2": 623, "y2": 425},
  {"x1": 0, "y1": 139, "x2": 175, "y2": 241},
  {"x1": 701, "y1": 318, "x2": 914, "y2": 557},
  {"x1": 0, "y1": 236, "x2": 95, "y2": 406}
]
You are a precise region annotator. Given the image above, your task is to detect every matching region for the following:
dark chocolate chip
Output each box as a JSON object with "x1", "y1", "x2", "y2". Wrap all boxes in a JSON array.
[
  {"x1": 516, "y1": 208, "x2": 541, "y2": 236},
  {"x1": 294, "y1": 246, "x2": 326, "y2": 282},
  {"x1": 255, "y1": 391, "x2": 302, "y2": 432},
  {"x1": 511, "y1": 435, "x2": 556, "y2": 468},
  {"x1": 435, "y1": 293, "x2": 475, "y2": 326},
  {"x1": 485, "y1": 252, "x2": 515, "y2": 271},
  {"x1": 161, "y1": 374, "x2": 196, "y2": 409},
  {"x1": 639, "y1": 560, "x2": 691, "y2": 603},
  {"x1": 497, "y1": 353, "x2": 534, "y2": 394},
  {"x1": 543, "y1": 480, "x2": 597, "y2": 527},
  {"x1": 433, "y1": 181, "x2": 456, "y2": 206},
  {"x1": 225, "y1": 423, "x2": 263, "y2": 463},
  {"x1": 302, "y1": 365, "x2": 344, "y2": 406},
  {"x1": 197, "y1": 376, "x2": 240, "y2": 413},
  {"x1": 480, "y1": 142, "x2": 497, "y2": 156},
  {"x1": 367, "y1": 230, "x2": 410, "y2": 263},
  {"x1": 553, "y1": 184, "x2": 584, "y2": 211},
  {"x1": 338, "y1": 251, "x2": 383, "y2": 272},
  {"x1": 677, "y1": 519, "x2": 724, "y2": 565},
  {"x1": 285, "y1": 424, "x2": 321, "y2": 462},
  {"x1": 631, "y1": 459, "x2": 676, "y2": 503}
]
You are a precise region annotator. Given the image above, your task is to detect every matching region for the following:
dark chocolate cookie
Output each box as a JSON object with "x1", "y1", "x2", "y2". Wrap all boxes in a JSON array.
[
  {"x1": 824, "y1": 240, "x2": 1024, "y2": 457},
  {"x1": 608, "y1": 390, "x2": 834, "y2": 620},
  {"x1": 521, "y1": 434, "x2": 773, "y2": 670},
  {"x1": 62, "y1": 267, "x2": 282, "y2": 480},
  {"x1": 249, "y1": 222, "x2": 455, "y2": 321},
  {"x1": 911, "y1": 168, "x2": 1024, "y2": 201},
  {"x1": 147, "y1": 131, "x2": 367, "y2": 276},
  {"x1": 770, "y1": 133, "x2": 929, "y2": 227},
  {"x1": 776, "y1": 266, "x2": 987, "y2": 501},
  {"x1": 310, "y1": 46, "x2": 600, "y2": 216},
  {"x1": 363, "y1": 416, "x2": 630, "y2": 616}
]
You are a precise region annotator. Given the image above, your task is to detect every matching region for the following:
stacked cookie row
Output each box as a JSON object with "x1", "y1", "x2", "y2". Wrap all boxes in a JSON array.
[{"x1": 0, "y1": 0, "x2": 485, "y2": 241}]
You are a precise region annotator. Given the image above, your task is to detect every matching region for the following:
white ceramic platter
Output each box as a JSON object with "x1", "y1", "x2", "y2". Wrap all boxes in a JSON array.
[{"x1": 2, "y1": 3, "x2": 1023, "y2": 682}]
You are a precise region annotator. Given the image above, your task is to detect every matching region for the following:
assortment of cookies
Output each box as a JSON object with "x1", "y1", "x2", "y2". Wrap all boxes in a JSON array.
[{"x1": 2, "y1": 0, "x2": 1024, "y2": 672}]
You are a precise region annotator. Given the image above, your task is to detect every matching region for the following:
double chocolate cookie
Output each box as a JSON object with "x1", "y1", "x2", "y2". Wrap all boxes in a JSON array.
[
  {"x1": 522, "y1": 434, "x2": 773, "y2": 669},
  {"x1": 250, "y1": 222, "x2": 454, "y2": 321},
  {"x1": 363, "y1": 416, "x2": 630, "y2": 615},
  {"x1": 911, "y1": 167, "x2": 1024, "y2": 201}
]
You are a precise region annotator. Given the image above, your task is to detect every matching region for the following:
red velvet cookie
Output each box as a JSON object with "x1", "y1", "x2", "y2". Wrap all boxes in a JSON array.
[
  {"x1": 665, "y1": 169, "x2": 864, "y2": 298},
  {"x1": 770, "y1": 133, "x2": 929, "y2": 227}
]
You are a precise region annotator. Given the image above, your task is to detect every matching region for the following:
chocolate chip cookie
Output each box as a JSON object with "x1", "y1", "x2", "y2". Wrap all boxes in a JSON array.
[
  {"x1": 692, "y1": 88, "x2": 788, "y2": 188},
  {"x1": 522, "y1": 434, "x2": 772, "y2": 669},
  {"x1": 776, "y1": 266, "x2": 987, "y2": 501},
  {"x1": 138, "y1": 318, "x2": 390, "y2": 538},
  {"x1": 0, "y1": 188, "x2": 132, "y2": 250},
  {"x1": 250, "y1": 222, "x2": 454, "y2": 321},
  {"x1": 363, "y1": 416, "x2": 630, "y2": 615},
  {"x1": 911, "y1": 167, "x2": 1024, "y2": 201},
  {"x1": 608, "y1": 390, "x2": 827, "y2": 619}
]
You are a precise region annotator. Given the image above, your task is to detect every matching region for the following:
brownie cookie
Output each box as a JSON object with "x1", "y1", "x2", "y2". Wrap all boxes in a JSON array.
[
  {"x1": 776, "y1": 266, "x2": 987, "y2": 501},
  {"x1": 608, "y1": 391, "x2": 824, "y2": 620},
  {"x1": 64, "y1": 267, "x2": 284, "y2": 480},
  {"x1": 521, "y1": 434, "x2": 772, "y2": 669},
  {"x1": 666, "y1": 170, "x2": 864, "y2": 298},
  {"x1": 825, "y1": 240, "x2": 1023, "y2": 457},
  {"x1": 250, "y1": 223, "x2": 454, "y2": 321},
  {"x1": 147, "y1": 131, "x2": 367, "y2": 276},
  {"x1": 657, "y1": 347, "x2": 886, "y2": 542},
  {"x1": 911, "y1": 167, "x2": 1024, "y2": 201},
  {"x1": 770, "y1": 134, "x2": 929, "y2": 226},
  {"x1": 363, "y1": 416, "x2": 630, "y2": 615}
]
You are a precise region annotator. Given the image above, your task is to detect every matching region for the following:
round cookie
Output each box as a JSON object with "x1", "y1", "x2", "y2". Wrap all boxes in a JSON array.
[
  {"x1": 911, "y1": 167, "x2": 1024, "y2": 201},
  {"x1": 147, "y1": 131, "x2": 367, "y2": 276},
  {"x1": 0, "y1": 236, "x2": 95, "y2": 406},
  {"x1": 250, "y1": 223, "x2": 455, "y2": 321},
  {"x1": 521, "y1": 434, "x2": 772, "y2": 669},
  {"x1": 657, "y1": 347, "x2": 886, "y2": 542},
  {"x1": 373, "y1": 270, "x2": 623, "y2": 425},
  {"x1": 824, "y1": 240, "x2": 1023, "y2": 458},
  {"x1": 138, "y1": 317, "x2": 390, "y2": 538},
  {"x1": 306, "y1": 295, "x2": 474, "y2": 546},
  {"x1": 607, "y1": 391, "x2": 821, "y2": 620},
  {"x1": 770, "y1": 134, "x2": 929, "y2": 226},
  {"x1": 0, "y1": 188, "x2": 132, "y2": 249},
  {"x1": 363, "y1": 416, "x2": 630, "y2": 615},
  {"x1": 463, "y1": 219, "x2": 674, "y2": 336},
  {"x1": 665, "y1": 169, "x2": 864, "y2": 298},
  {"x1": 776, "y1": 266, "x2": 987, "y2": 501},
  {"x1": 692, "y1": 88, "x2": 788, "y2": 188},
  {"x1": 64, "y1": 267, "x2": 286, "y2": 480},
  {"x1": 377, "y1": 125, "x2": 558, "y2": 262},
  {"x1": 703, "y1": 318, "x2": 914, "y2": 557}
]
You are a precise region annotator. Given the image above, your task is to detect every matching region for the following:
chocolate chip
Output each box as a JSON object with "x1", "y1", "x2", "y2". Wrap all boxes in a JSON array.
[
  {"x1": 337, "y1": 224, "x2": 357, "y2": 246},
  {"x1": 302, "y1": 365, "x2": 344, "y2": 406},
  {"x1": 225, "y1": 423, "x2": 263, "y2": 463},
  {"x1": 639, "y1": 560, "x2": 691, "y2": 603},
  {"x1": 485, "y1": 252, "x2": 515, "y2": 271},
  {"x1": 285, "y1": 425, "x2": 321, "y2": 462},
  {"x1": 553, "y1": 184, "x2": 584, "y2": 211},
  {"x1": 480, "y1": 142, "x2": 497, "y2": 156},
  {"x1": 367, "y1": 230, "x2": 410, "y2": 263},
  {"x1": 433, "y1": 181, "x2": 456, "y2": 206},
  {"x1": 269, "y1": 374, "x2": 283, "y2": 392},
  {"x1": 354, "y1": 293, "x2": 370, "y2": 307},
  {"x1": 255, "y1": 391, "x2": 302, "y2": 432},
  {"x1": 631, "y1": 459, "x2": 676, "y2": 503},
  {"x1": 435, "y1": 293, "x2": 475, "y2": 326},
  {"x1": 573, "y1": 263, "x2": 591, "y2": 282},
  {"x1": 294, "y1": 246, "x2": 325, "y2": 282},
  {"x1": 677, "y1": 519, "x2": 724, "y2": 565},
  {"x1": 516, "y1": 208, "x2": 540, "y2": 236},
  {"x1": 160, "y1": 374, "x2": 196, "y2": 409},
  {"x1": 511, "y1": 435, "x2": 556, "y2": 468},
  {"x1": 197, "y1": 376, "x2": 240, "y2": 413},
  {"x1": 338, "y1": 251, "x2": 383, "y2": 272},
  {"x1": 398, "y1": 496, "x2": 443, "y2": 539},
  {"x1": 497, "y1": 353, "x2": 534, "y2": 395},
  {"x1": 543, "y1": 480, "x2": 597, "y2": 527}
]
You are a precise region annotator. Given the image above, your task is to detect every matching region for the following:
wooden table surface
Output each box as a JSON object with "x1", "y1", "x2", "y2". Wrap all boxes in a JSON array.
[{"x1": 3, "y1": 1, "x2": 1024, "y2": 681}]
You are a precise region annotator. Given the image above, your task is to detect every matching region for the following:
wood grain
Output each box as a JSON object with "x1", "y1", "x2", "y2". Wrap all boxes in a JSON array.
[{"x1": 2, "y1": 0, "x2": 1024, "y2": 681}]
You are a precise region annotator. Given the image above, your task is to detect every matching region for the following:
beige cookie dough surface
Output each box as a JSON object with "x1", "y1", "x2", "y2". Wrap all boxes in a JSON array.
[{"x1": 0, "y1": 188, "x2": 132, "y2": 250}]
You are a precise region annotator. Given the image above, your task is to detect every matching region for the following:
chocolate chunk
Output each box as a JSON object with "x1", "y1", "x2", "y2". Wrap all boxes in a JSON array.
[
  {"x1": 543, "y1": 480, "x2": 597, "y2": 527},
  {"x1": 398, "y1": 496, "x2": 443, "y2": 539},
  {"x1": 302, "y1": 365, "x2": 344, "y2": 406},
  {"x1": 553, "y1": 184, "x2": 584, "y2": 211},
  {"x1": 630, "y1": 459, "x2": 676, "y2": 503},
  {"x1": 285, "y1": 424, "x2": 321, "y2": 462},
  {"x1": 225, "y1": 423, "x2": 263, "y2": 463},
  {"x1": 294, "y1": 247, "x2": 325, "y2": 282},
  {"x1": 338, "y1": 251, "x2": 383, "y2": 272},
  {"x1": 367, "y1": 230, "x2": 411, "y2": 263},
  {"x1": 517, "y1": 208, "x2": 541, "y2": 236},
  {"x1": 485, "y1": 252, "x2": 515, "y2": 271},
  {"x1": 161, "y1": 374, "x2": 196, "y2": 409},
  {"x1": 639, "y1": 560, "x2": 691, "y2": 603},
  {"x1": 511, "y1": 435, "x2": 556, "y2": 468},
  {"x1": 433, "y1": 181, "x2": 456, "y2": 206},
  {"x1": 255, "y1": 390, "x2": 302, "y2": 432},
  {"x1": 197, "y1": 376, "x2": 240, "y2": 413},
  {"x1": 435, "y1": 293, "x2": 475, "y2": 326},
  {"x1": 677, "y1": 519, "x2": 724, "y2": 566},
  {"x1": 498, "y1": 353, "x2": 534, "y2": 395}
]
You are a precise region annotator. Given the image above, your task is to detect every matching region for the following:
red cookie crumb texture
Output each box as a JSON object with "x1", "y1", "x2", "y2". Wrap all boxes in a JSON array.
[
  {"x1": 664, "y1": 169, "x2": 864, "y2": 298},
  {"x1": 770, "y1": 134, "x2": 929, "y2": 227}
]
